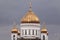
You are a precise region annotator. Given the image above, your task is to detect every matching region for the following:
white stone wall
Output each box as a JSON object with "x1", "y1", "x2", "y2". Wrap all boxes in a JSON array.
[
  {"x1": 11, "y1": 33, "x2": 18, "y2": 40},
  {"x1": 20, "y1": 23, "x2": 40, "y2": 39},
  {"x1": 41, "y1": 33, "x2": 48, "y2": 40},
  {"x1": 17, "y1": 35, "x2": 20, "y2": 38}
]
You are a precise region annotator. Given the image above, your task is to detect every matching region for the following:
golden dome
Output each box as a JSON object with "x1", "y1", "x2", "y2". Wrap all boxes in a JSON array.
[
  {"x1": 11, "y1": 23, "x2": 18, "y2": 33},
  {"x1": 21, "y1": 11, "x2": 40, "y2": 23},
  {"x1": 41, "y1": 28, "x2": 47, "y2": 32},
  {"x1": 11, "y1": 27, "x2": 18, "y2": 33},
  {"x1": 41, "y1": 23, "x2": 47, "y2": 33},
  {"x1": 21, "y1": 2, "x2": 40, "y2": 23}
]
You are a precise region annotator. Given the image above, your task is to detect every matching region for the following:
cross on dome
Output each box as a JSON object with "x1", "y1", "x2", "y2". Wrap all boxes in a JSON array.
[{"x1": 29, "y1": 1, "x2": 32, "y2": 12}]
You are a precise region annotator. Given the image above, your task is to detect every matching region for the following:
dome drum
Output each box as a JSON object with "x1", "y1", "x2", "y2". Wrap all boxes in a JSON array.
[
  {"x1": 41, "y1": 31, "x2": 47, "y2": 33},
  {"x1": 41, "y1": 31, "x2": 48, "y2": 35},
  {"x1": 11, "y1": 31, "x2": 18, "y2": 33},
  {"x1": 21, "y1": 21, "x2": 40, "y2": 23}
]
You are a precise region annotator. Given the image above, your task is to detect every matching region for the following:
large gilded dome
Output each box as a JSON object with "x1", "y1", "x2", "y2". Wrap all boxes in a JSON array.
[
  {"x1": 21, "y1": 10, "x2": 40, "y2": 23},
  {"x1": 21, "y1": 3, "x2": 40, "y2": 23}
]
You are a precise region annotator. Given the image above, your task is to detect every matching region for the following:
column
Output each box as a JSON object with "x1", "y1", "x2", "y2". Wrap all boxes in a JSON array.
[
  {"x1": 22, "y1": 29, "x2": 24, "y2": 35},
  {"x1": 34, "y1": 30, "x2": 36, "y2": 36},
  {"x1": 27, "y1": 29, "x2": 29, "y2": 35},
  {"x1": 31, "y1": 29, "x2": 32, "y2": 35},
  {"x1": 29, "y1": 29, "x2": 30, "y2": 35},
  {"x1": 36, "y1": 30, "x2": 37, "y2": 36}
]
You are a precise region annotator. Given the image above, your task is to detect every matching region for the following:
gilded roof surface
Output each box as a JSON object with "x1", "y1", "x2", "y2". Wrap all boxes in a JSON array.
[
  {"x1": 21, "y1": 10, "x2": 40, "y2": 23},
  {"x1": 11, "y1": 27, "x2": 18, "y2": 32},
  {"x1": 11, "y1": 23, "x2": 18, "y2": 33},
  {"x1": 21, "y1": 2, "x2": 40, "y2": 23}
]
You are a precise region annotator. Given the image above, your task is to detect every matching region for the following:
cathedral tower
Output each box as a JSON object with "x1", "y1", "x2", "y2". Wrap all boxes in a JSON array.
[
  {"x1": 11, "y1": 1, "x2": 48, "y2": 40},
  {"x1": 11, "y1": 23, "x2": 18, "y2": 40},
  {"x1": 41, "y1": 23, "x2": 48, "y2": 40},
  {"x1": 20, "y1": 2, "x2": 40, "y2": 40}
]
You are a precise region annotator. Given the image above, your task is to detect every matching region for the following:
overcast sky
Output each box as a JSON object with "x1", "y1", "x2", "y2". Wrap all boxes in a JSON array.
[{"x1": 0, "y1": 0, "x2": 60, "y2": 40}]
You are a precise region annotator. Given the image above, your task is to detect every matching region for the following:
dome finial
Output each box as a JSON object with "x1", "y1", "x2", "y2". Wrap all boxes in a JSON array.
[
  {"x1": 43, "y1": 22, "x2": 46, "y2": 29},
  {"x1": 29, "y1": 0, "x2": 32, "y2": 12},
  {"x1": 30, "y1": 1, "x2": 32, "y2": 8},
  {"x1": 13, "y1": 21, "x2": 17, "y2": 27},
  {"x1": 11, "y1": 22, "x2": 18, "y2": 33},
  {"x1": 12, "y1": 21, "x2": 17, "y2": 30}
]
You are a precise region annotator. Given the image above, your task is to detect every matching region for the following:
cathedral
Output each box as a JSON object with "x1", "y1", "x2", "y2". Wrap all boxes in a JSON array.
[{"x1": 11, "y1": 2, "x2": 48, "y2": 40}]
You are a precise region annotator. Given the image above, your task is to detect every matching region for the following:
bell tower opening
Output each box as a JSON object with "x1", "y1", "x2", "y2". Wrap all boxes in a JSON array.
[{"x1": 43, "y1": 35, "x2": 45, "y2": 40}]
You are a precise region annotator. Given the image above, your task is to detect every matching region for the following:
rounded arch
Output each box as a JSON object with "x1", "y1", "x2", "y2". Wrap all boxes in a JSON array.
[{"x1": 43, "y1": 35, "x2": 45, "y2": 40}]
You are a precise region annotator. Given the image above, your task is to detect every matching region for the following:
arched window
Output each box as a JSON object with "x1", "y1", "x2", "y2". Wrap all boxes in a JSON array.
[
  {"x1": 43, "y1": 35, "x2": 45, "y2": 40},
  {"x1": 13, "y1": 35, "x2": 15, "y2": 40},
  {"x1": 13, "y1": 35, "x2": 15, "y2": 37}
]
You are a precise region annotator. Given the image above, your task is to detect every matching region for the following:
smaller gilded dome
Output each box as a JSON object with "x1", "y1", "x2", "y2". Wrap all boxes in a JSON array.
[
  {"x1": 41, "y1": 28, "x2": 47, "y2": 31},
  {"x1": 11, "y1": 27, "x2": 18, "y2": 33},
  {"x1": 11, "y1": 23, "x2": 18, "y2": 33},
  {"x1": 41, "y1": 23, "x2": 47, "y2": 33},
  {"x1": 41, "y1": 28, "x2": 47, "y2": 32}
]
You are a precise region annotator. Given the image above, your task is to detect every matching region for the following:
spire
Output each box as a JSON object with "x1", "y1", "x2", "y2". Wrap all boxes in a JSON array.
[
  {"x1": 29, "y1": 1, "x2": 32, "y2": 12},
  {"x1": 12, "y1": 21, "x2": 17, "y2": 28},
  {"x1": 11, "y1": 22, "x2": 18, "y2": 33},
  {"x1": 13, "y1": 22, "x2": 18, "y2": 30},
  {"x1": 42, "y1": 22, "x2": 46, "y2": 29}
]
